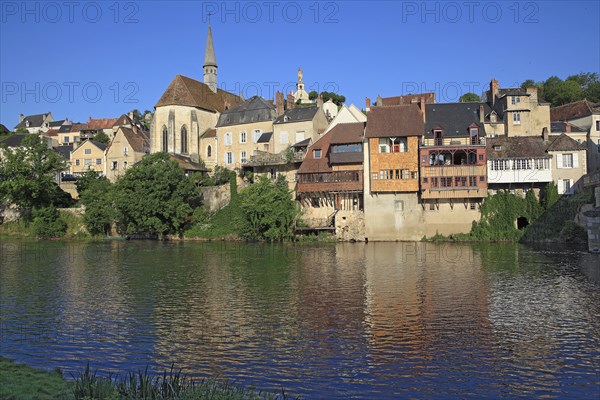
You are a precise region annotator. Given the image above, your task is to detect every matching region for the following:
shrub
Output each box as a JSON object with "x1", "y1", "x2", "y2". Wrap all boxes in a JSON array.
[{"x1": 31, "y1": 206, "x2": 67, "y2": 238}]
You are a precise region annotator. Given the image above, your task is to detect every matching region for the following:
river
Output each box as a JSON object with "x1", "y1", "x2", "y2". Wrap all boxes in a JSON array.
[{"x1": 0, "y1": 240, "x2": 598, "y2": 398}]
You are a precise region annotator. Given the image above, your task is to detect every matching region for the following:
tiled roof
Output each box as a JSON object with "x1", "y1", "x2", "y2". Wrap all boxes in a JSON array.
[
  {"x1": 43, "y1": 129, "x2": 59, "y2": 137},
  {"x1": 550, "y1": 122, "x2": 587, "y2": 133},
  {"x1": 244, "y1": 150, "x2": 304, "y2": 167},
  {"x1": 486, "y1": 137, "x2": 551, "y2": 159},
  {"x1": 378, "y1": 92, "x2": 435, "y2": 106},
  {"x1": 546, "y1": 133, "x2": 586, "y2": 152},
  {"x1": 216, "y1": 96, "x2": 276, "y2": 127},
  {"x1": 274, "y1": 106, "x2": 319, "y2": 124},
  {"x1": 85, "y1": 118, "x2": 119, "y2": 130},
  {"x1": 550, "y1": 99, "x2": 600, "y2": 121},
  {"x1": 298, "y1": 130, "x2": 334, "y2": 174},
  {"x1": 201, "y1": 128, "x2": 216, "y2": 138},
  {"x1": 329, "y1": 122, "x2": 365, "y2": 144},
  {"x1": 54, "y1": 145, "x2": 73, "y2": 160},
  {"x1": 115, "y1": 127, "x2": 149, "y2": 153},
  {"x1": 366, "y1": 105, "x2": 424, "y2": 138},
  {"x1": 169, "y1": 153, "x2": 207, "y2": 171},
  {"x1": 49, "y1": 120, "x2": 66, "y2": 127},
  {"x1": 155, "y1": 75, "x2": 242, "y2": 113},
  {"x1": 14, "y1": 113, "x2": 49, "y2": 129},
  {"x1": 424, "y1": 103, "x2": 490, "y2": 138}
]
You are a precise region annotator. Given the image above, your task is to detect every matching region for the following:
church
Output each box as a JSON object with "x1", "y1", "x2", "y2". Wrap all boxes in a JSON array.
[{"x1": 151, "y1": 25, "x2": 242, "y2": 165}]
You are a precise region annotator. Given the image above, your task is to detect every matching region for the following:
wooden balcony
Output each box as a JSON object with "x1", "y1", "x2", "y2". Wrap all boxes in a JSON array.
[
  {"x1": 420, "y1": 164, "x2": 487, "y2": 199},
  {"x1": 297, "y1": 170, "x2": 363, "y2": 193}
]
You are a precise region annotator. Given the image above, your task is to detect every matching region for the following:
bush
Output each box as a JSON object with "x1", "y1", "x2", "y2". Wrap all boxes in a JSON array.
[
  {"x1": 79, "y1": 176, "x2": 114, "y2": 236},
  {"x1": 560, "y1": 221, "x2": 587, "y2": 243},
  {"x1": 31, "y1": 206, "x2": 67, "y2": 238}
]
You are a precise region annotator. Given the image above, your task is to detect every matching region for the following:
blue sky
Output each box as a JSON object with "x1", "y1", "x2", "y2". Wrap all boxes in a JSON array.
[{"x1": 1, "y1": 1, "x2": 599, "y2": 128}]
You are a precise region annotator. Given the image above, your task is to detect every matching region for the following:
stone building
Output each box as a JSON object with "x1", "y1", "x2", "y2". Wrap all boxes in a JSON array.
[
  {"x1": 14, "y1": 112, "x2": 54, "y2": 133},
  {"x1": 105, "y1": 127, "x2": 150, "y2": 182},
  {"x1": 151, "y1": 25, "x2": 242, "y2": 166},
  {"x1": 546, "y1": 133, "x2": 587, "y2": 195}
]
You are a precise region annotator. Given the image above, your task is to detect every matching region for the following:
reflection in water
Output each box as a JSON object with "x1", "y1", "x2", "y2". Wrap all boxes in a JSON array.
[{"x1": 0, "y1": 240, "x2": 598, "y2": 398}]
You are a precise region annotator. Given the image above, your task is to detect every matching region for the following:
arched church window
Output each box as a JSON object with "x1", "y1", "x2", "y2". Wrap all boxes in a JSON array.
[
  {"x1": 207, "y1": 145, "x2": 212, "y2": 158},
  {"x1": 162, "y1": 126, "x2": 168, "y2": 152},
  {"x1": 181, "y1": 126, "x2": 188, "y2": 154}
]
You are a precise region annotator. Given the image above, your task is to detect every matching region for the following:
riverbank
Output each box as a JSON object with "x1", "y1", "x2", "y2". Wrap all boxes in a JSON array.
[{"x1": 0, "y1": 356, "x2": 294, "y2": 400}]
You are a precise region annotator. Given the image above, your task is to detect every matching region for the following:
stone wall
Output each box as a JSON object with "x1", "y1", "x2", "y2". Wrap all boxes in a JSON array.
[
  {"x1": 335, "y1": 210, "x2": 365, "y2": 241},
  {"x1": 201, "y1": 183, "x2": 232, "y2": 212}
]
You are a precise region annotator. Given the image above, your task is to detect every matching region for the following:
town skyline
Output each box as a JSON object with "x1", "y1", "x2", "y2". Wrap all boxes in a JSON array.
[{"x1": 1, "y1": 1, "x2": 599, "y2": 128}]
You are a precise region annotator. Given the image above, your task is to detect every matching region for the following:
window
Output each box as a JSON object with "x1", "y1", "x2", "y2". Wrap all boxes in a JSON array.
[
  {"x1": 380, "y1": 170, "x2": 389, "y2": 180},
  {"x1": 372, "y1": 173, "x2": 378, "y2": 180},
  {"x1": 73, "y1": 136, "x2": 79, "y2": 142},
  {"x1": 84, "y1": 148, "x2": 92, "y2": 155},
  {"x1": 470, "y1": 201, "x2": 477, "y2": 210},
  {"x1": 240, "y1": 131, "x2": 247, "y2": 144},
  {"x1": 564, "y1": 179, "x2": 572, "y2": 194},
  {"x1": 479, "y1": 176, "x2": 485, "y2": 182},
  {"x1": 423, "y1": 177, "x2": 428, "y2": 183},
  {"x1": 513, "y1": 113, "x2": 521, "y2": 125},
  {"x1": 479, "y1": 154, "x2": 484, "y2": 161},
  {"x1": 207, "y1": 145, "x2": 212, "y2": 158},
  {"x1": 96, "y1": 158, "x2": 101, "y2": 165},
  {"x1": 111, "y1": 161, "x2": 117, "y2": 170},
  {"x1": 241, "y1": 151, "x2": 247, "y2": 164},
  {"x1": 441, "y1": 177, "x2": 452, "y2": 187},
  {"x1": 76, "y1": 159, "x2": 80, "y2": 166},
  {"x1": 270, "y1": 168, "x2": 276, "y2": 179},
  {"x1": 123, "y1": 161, "x2": 128, "y2": 170},
  {"x1": 84, "y1": 159, "x2": 92, "y2": 166},
  {"x1": 596, "y1": 120, "x2": 600, "y2": 131},
  {"x1": 412, "y1": 171, "x2": 418, "y2": 179},
  {"x1": 470, "y1": 128, "x2": 479, "y2": 145},
  {"x1": 511, "y1": 96, "x2": 520, "y2": 105},
  {"x1": 252, "y1": 129, "x2": 261, "y2": 143},
  {"x1": 225, "y1": 152, "x2": 233, "y2": 165},
  {"x1": 433, "y1": 130, "x2": 443, "y2": 146},
  {"x1": 394, "y1": 200, "x2": 404, "y2": 212},
  {"x1": 562, "y1": 153, "x2": 573, "y2": 168},
  {"x1": 402, "y1": 169, "x2": 410, "y2": 179},
  {"x1": 469, "y1": 176, "x2": 477, "y2": 186},
  {"x1": 378, "y1": 138, "x2": 389, "y2": 153},
  {"x1": 162, "y1": 126, "x2": 168, "y2": 152},
  {"x1": 181, "y1": 126, "x2": 188, "y2": 153},
  {"x1": 64, "y1": 136, "x2": 70, "y2": 143},
  {"x1": 431, "y1": 177, "x2": 439, "y2": 187},
  {"x1": 295, "y1": 131, "x2": 305, "y2": 143},
  {"x1": 280, "y1": 131, "x2": 288, "y2": 145},
  {"x1": 313, "y1": 149, "x2": 322, "y2": 158},
  {"x1": 224, "y1": 132, "x2": 232, "y2": 146}
]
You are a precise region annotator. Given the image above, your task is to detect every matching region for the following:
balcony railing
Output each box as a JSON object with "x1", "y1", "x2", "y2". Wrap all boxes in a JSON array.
[{"x1": 297, "y1": 170, "x2": 363, "y2": 193}]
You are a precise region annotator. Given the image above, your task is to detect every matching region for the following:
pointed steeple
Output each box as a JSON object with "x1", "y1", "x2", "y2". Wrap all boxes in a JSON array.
[{"x1": 203, "y1": 24, "x2": 218, "y2": 93}]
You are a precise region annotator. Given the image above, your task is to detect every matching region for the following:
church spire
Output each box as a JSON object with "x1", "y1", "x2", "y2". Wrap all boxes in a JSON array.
[{"x1": 203, "y1": 24, "x2": 217, "y2": 93}]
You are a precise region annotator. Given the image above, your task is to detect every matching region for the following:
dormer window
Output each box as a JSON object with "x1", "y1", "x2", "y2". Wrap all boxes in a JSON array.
[
  {"x1": 493, "y1": 145, "x2": 502, "y2": 151},
  {"x1": 490, "y1": 113, "x2": 497, "y2": 123},
  {"x1": 433, "y1": 129, "x2": 443, "y2": 146},
  {"x1": 469, "y1": 126, "x2": 479, "y2": 145},
  {"x1": 284, "y1": 115, "x2": 289, "y2": 122},
  {"x1": 313, "y1": 149, "x2": 322, "y2": 159}
]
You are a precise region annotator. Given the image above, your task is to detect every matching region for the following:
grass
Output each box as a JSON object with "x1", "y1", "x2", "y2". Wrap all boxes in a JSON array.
[
  {"x1": 0, "y1": 356, "x2": 71, "y2": 400},
  {"x1": 0, "y1": 357, "x2": 295, "y2": 400},
  {"x1": 185, "y1": 197, "x2": 243, "y2": 240}
]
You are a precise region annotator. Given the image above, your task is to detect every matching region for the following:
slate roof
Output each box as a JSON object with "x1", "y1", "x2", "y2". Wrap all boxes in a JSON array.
[
  {"x1": 486, "y1": 137, "x2": 551, "y2": 159},
  {"x1": 292, "y1": 138, "x2": 311, "y2": 148},
  {"x1": 274, "y1": 106, "x2": 319, "y2": 124},
  {"x1": 546, "y1": 133, "x2": 586, "y2": 152},
  {"x1": 550, "y1": 99, "x2": 600, "y2": 121},
  {"x1": 257, "y1": 132, "x2": 273, "y2": 143},
  {"x1": 550, "y1": 122, "x2": 587, "y2": 133},
  {"x1": 49, "y1": 120, "x2": 66, "y2": 127},
  {"x1": 424, "y1": 103, "x2": 491, "y2": 138},
  {"x1": 155, "y1": 75, "x2": 242, "y2": 113},
  {"x1": 169, "y1": 153, "x2": 207, "y2": 172},
  {"x1": 2, "y1": 134, "x2": 27, "y2": 147},
  {"x1": 14, "y1": 113, "x2": 50, "y2": 129},
  {"x1": 54, "y1": 144, "x2": 73, "y2": 160},
  {"x1": 0, "y1": 124, "x2": 10, "y2": 134},
  {"x1": 378, "y1": 92, "x2": 435, "y2": 106},
  {"x1": 216, "y1": 96, "x2": 276, "y2": 127},
  {"x1": 497, "y1": 88, "x2": 528, "y2": 97},
  {"x1": 58, "y1": 125, "x2": 72, "y2": 133},
  {"x1": 366, "y1": 105, "x2": 424, "y2": 138}
]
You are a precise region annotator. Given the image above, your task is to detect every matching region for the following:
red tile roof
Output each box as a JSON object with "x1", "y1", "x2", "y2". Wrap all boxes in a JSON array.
[
  {"x1": 329, "y1": 122, "x2": 365, "y2": 144},
  {"x1": 155, "y1": 75, "x2": 242, "y2": 113},
  {"x1": 86, "y1": 118, "x2": 118, "y2": 130},
  {"x1": 379, "y1": 92, "x2": 435, "y2": 106},
  {"x1": 365, "y1": 105, "x2": 424, "y2": 138},
  {"x1": 43, "y1": 128, "x2": 59, "y2": 137}
]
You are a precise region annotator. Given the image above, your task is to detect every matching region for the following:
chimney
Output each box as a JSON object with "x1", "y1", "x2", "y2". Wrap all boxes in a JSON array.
[
  {"x1": 19, "y1": 113, "x2": 24, "y2": 122},
  {"x1": 479, "y1": 104, "x2": 485, "y2": 123},
  {"x1": 65, "y1": 117, "x2": 69, "y2": 124},
  {"x1": 365, "y1": 98, "x2": 371, "y2": 112},
  {"x1": 275, "y1": 91, "x2": 284, "y2": 116},
  {"x1": 419, "y1": 97, "x2": 426, "y2": 122},
  {"x1": 526, "y1": 86, "x2": 538, "y2": 103},
  {"x1": 317, "y1": 94, "x2": 323, "y2": 108},
  {"x1": 489, "y1": 78, "x2": 499, "y2": 105},
  {"x1": 286, "y1": 92, "x2": 295, "y2": 110},
  {"x1": 128, "y1": 111, "x2": 134, "y2": 119},
  {"x1": 89, "y1": 116, "x2": 92, "y2": 122},
  {"x1": 376, "y1": 94, "x2": 383, "y2": 107},
  {"x1": 565, "y1": 122, "x2": 571, "y2": 133},
  {"x1": 542, "y1": 127, "x2": 549, "y2": 142}
]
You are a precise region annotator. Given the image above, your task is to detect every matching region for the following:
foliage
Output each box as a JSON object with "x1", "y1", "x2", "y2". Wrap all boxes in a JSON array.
[
  {"x1": 321, "y1": 91, "x2": 346, "y2": 106},
  {"x1": 31, "y1": 206, "x2": 67, "y2": 238},
  {"x1": 203, "y1": 165, "x2": 234, "y2": 186},
  {"x1": 237, "y1": 175, "x2": 298, "y2": 241},
  {"x1": 520, "y1": 72, "x2": 599, "y2": 106},
  {"x1": 113, "y1": 153, "x2": 198, "y2": 237},
  {"x1": 542, "y1": 181, "x2": 560, "y2": 210},
  {"x1": 80, "y1": 176, "x2": 114, "y2": 236},
  {"x1": 283, "y1": 146, "x2": 295, "y2": 163},
  {"x1": 0, "y1": 135, "x2": 70, "y2": 210},
  {"x1": 559, "y1": 221, "x2": 587, "y2": 243},
  {"x1": 94, "y1": 131, "x2": 110, "y2": 144},
  {"x1": 14, "y1": 127, "x2": 28, "y2": 134},
  {"x1": 470, "y1": 191, "x2": 527, "y2": 241},
  {"x1": 459, "y1": 92, "x2": 481, "y2": 102},
  {"x1": 524, "y1": 189, "x2": 543, "y2": 221},
  {"x1": 0, "y1": 356, "x2": 71, "y2": 400},
  {"x1": 75, "y1": 170, "x2": 103, "y2": 194}
]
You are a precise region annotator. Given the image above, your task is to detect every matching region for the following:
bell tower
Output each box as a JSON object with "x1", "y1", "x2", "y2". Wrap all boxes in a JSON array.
[{"x1": 203, "y1": 23, "x2": 218, "y2": 93}]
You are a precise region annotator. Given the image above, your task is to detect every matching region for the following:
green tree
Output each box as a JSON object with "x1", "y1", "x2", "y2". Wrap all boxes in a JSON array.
[
  {"x1": 75, "y1": 170, "x2": 103, "y2": 194},
  {"x1": 0, "y1": 135, "x2": 69, "y2": 210},
  {"x1": 113, "y1": 153, "x2": 198, "y2": 237},
  {"x1": 80, "y1": 176, "x2": 114, "y2": 236},
  {"x1": 542, "y1": 181, "x2": 560, "y2": 210},
  {"x1": 94, "y1": 132, "x2": 110, "y2": 144},
  {"x1": 14, "y1": 127, "x2": 28, "y2": 134},
  {"x1": 320, "y1": 91, "x2": 346, "y2": 106},
  {"x1": 308, "y1": 91, "x2": 318, "y2": 100},
  {"x1": 583, "y1": 81, "x2": 600, "y2": 103},
  {"x1": 459, "y1": 92, "x2": 481, "y2": 102},
  {"x1": 524, "y1": 189, "x2": 543, "y2": 221},
  {"x1": 238, "y1": 175, "x2": 298, "y2": 240},
  {"x1": 566, "y1": 72, "x2": 598, "y2": 89},
  {"x1": 31, "y1": 206, "x2": 67, "y2": 238}
]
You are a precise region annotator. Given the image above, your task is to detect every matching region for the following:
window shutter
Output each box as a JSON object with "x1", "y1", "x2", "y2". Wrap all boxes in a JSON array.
[
  {"x1": 557, "y1": 154, "x2": 563, "y2": 169},
  {"x1": 557, "y1": 179, "x2": 564, "y2": 194},
  {"x1": 573, "y1": 153, "x2": 579, "y2": 168}
]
